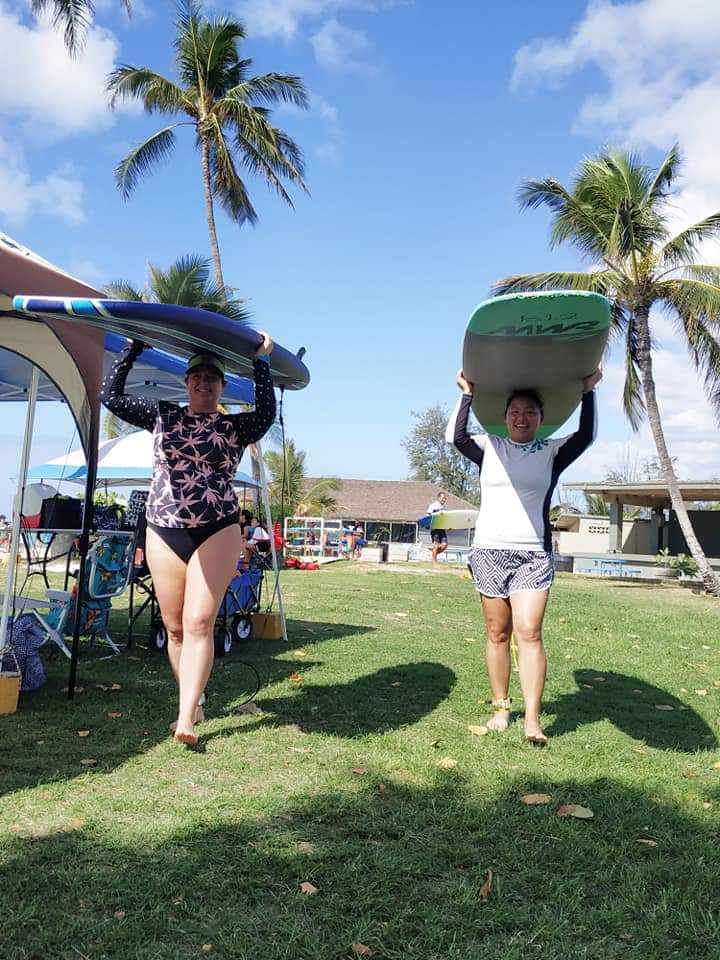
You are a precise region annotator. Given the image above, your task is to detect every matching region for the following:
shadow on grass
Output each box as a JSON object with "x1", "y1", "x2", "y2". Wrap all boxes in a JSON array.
[
  {"x1": 545, "y1": 670, "x2": 718, "y2": 751},
  {"x1": 224, "y1": 661, "x2": 457, "y2": 739},
  {"x1": 1, "y1": 777, "x2": 718, "y2": 959}
]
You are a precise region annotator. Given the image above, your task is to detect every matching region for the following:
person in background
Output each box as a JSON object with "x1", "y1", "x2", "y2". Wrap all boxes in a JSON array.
[
  {"x1": 426, "y1": 491, "x2": 448, "y2": 562},
  {"x1": 352, "y1": 521, "x2": 366, "y2": 559},
  {"x1": 245, "y1": 515, "x2": 272, "y2": 564}
]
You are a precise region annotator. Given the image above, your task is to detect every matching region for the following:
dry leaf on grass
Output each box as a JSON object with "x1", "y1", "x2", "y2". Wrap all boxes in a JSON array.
[
  {"x1": 293, "y1": 650, "x2": 307, "y2": 657},
  {"x1": 298, "y1": 842, "x2": 315, "y2": 854},
  {"x1": 201, "y1": 946, "x2": 213, "y2": 954},
  {"x1": 394, "y1": 612, "x2": 408, "y2": 617},
  {"x1": 582, "y1": 684, "x2": 593, "y2": 689},
  {"x1": 683, "y1": 771, "x2": 698, "y2": 780},
  {"x1": 96, "y1": 684, "x2": 110, "y2": 692},
  {"x1": 113, "y1": 910, "x2": 126, "y2": 919},
  {"x1": 713, "y1": 761, "x2": 720, "y2": 770},
  {"x1": 299, "y1": 882, "x2": 318, "y2": 895},
  {"x1": 237, "y1": 702, "x2": 261, "y2": 714},
  {"x1": 80, "y1": 758, "x2": 97, "y2": 768},
  {"x1": 636, "y1": 839, "x2": 657, "y2": 847},
  {"x1": 478, "y1": 869, "x2": 493, "y2": 900},
  {"x1": 107, "y1": 712, "x2": 123, "y2": 719},
  {"x1": 468, "y1": 725, "x2": 489, "y2": 737},
  {"x1": 655, "y1": 704, "x2": 674, "y2": 711},
  {"x1": 695, "y1": 689, "x2": 708, "y2": 696},
  {"x1": 289, "y1": 673, "x2": 304, "y2": 684},
  {"x1": 703, "y1": 801, "x2": 712, "y2": 809},
  {"x1": 557, "y1": 804, "x2": 594, "y2": 819},
  {"x1": 521, "y1": 793, "x2": 553, "y2": 805},
  {"x1": 390, "y1": 682, "x2": 401, "y2": 687},
  {"x1": 351, "y1": 944, "x2": 374, "y2": 957},
  {"x1": 62, "y1": 686, "x2": 85, "y2": 694},
  {"x1": 289, "y1": 747, "x2": 312, "y2": 754},
  {"x1": 436, "y1": 757, "x2": 458, "y2": 770},
  {"x1": 377, "y1": 783, "x2": 386, "y2": 797},
  {"x1": 351, "y1": 767, "x2": 368, "y2": 776},
  {"x1": 77, "y1": 730, "x2": 90, "y2": 738},
  {"x1": 110, "y1": 683, "x2": 122, "y2": 691},
  {"x1": 430, "y1": 739, "x2": 442, "y2": 748}
]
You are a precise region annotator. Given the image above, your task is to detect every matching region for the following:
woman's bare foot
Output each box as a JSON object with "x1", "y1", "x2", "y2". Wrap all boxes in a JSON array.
[
  {"x1": 486, "y1": 708, "x2": 511, "y2": 732},
  {"x1": 169, "y1": 703, "x2": 205, "y2": 733},
  {"x1": 524, "y1": 718, "x2": 547, "y2": 745},
  {"x1": 173, "y1": 728, "x2": 198, "y2": 746}
]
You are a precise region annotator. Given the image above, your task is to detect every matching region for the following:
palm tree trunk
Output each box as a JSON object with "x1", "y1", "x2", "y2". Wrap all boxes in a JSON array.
[
  {"x1": 635, "y1": 307, "x2": 720, "y2": 595},
  {"x1": 199, "y1": 133, "x2": 225, "y2": 290}
]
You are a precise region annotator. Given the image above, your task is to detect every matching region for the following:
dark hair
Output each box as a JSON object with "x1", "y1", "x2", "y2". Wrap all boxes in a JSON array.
[
  {"x1": 505, "y1": 389, "x2": 544, "y2": 418},
  {"x1": 240, "y1": 509, "x2": 253, "y2": 523}
]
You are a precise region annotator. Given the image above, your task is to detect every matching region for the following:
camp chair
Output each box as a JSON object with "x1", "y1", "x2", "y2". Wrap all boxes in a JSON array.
[{"x1": 14, "y1": 533, "x2": 134, "y2": 658}]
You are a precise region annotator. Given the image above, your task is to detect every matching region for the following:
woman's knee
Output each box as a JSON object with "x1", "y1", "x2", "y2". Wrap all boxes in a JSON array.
[
  {"x1": 162, "y1": 619, "x2": 183, "y2": 645},
  {"x1": 486, "y1": 627, "x2": 511, "y2": 646},
  {"x1": 183, "y1": 611, "x2": 216, "y2": 638},
  {"x1": 515, "y1": 625, "x2": 543, "y2": 645}
]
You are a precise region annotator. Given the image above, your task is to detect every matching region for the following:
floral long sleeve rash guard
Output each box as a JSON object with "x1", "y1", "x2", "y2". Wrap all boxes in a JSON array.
[{"x1": 100, "y1": 341, "x2": 276, "y2": 528}]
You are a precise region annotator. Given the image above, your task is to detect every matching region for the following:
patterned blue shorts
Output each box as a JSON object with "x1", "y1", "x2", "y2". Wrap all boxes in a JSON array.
[{"x1": 468, "y1": 548, "x2": 554, "y2": 598}]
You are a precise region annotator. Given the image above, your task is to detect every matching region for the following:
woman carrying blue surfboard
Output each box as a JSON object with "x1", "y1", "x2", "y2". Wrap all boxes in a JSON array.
[{"x1": 447, "y1": 367, "x2": 601, "y2": 744}]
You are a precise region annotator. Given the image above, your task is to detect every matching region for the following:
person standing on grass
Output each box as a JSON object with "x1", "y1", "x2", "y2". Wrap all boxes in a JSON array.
[
  {"x1": 426, "y1": 491, "x2": 448, "y2": 561},
  {"x1": 447, "y1": 367, "x2": 601, "y2": 744},
  {"x1": 101, "y1": 335, "x2": 276, "y2": 746}
]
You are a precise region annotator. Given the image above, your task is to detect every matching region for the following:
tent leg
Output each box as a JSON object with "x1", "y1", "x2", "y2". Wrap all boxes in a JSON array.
[
  {"x1": 252, "y1": 441, "x2": 288, "y2": 645},
  {"x1": 67, "y1": 406, "x2": 100, "y2": 699},
  {"x1": 0, "y1": 367, "x2": 39, "y2": 656}
]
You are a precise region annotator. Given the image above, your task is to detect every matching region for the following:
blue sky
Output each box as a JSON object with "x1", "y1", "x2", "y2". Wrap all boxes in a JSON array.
[{"x1": 1, "y1": 0, "x2": 720, "y2": 512}]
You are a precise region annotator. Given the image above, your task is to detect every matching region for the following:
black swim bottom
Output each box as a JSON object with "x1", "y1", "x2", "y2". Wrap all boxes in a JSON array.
[
  {"x1": 147, "y1": 513, "x2": 240, "y2": 564},
  {"x1": 431, "y1": 529, "x2": 448, "y2": 544}
]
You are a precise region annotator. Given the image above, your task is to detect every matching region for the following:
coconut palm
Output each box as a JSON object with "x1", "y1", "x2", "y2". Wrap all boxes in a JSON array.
[
  {"x1": 493, "y1": 144, "x2": 720, "y2": 594},
  {"x1": 107, "y1": 0, "x2": 308, "y2": 288},
  {"x1": 104, "y1": 253, "x2": 250, "y2": 322},
  {"x1": 264, "y1": 441, "x2": 340, "y2": 519},
  {"x1": 32, "y1": 0, "x2": 131, "y2": 55}
]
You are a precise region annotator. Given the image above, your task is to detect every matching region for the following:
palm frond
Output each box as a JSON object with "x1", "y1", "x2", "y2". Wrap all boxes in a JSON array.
[
  {"x1": 491, "y1": 270, "x2": 620, "y2": 297},
  {"x1": 205, "y1": 115, "x2": 257, "y2": 224},
  {"x1": 622, "y1": 314, "x2": 645, "y2": 430},
  {"x1": 661, "y1": 212, "x2": 720, "y2": 267},
  {"x1": 148, "y1": 254, "x2": 251, "y2": 321},
  {"x1": 660, "y1": 277, "x2": 720, "y2": 331},
  {"x1": 115, "y1": 125, "x2": 180, "y2": 197},
  {"x1": 645, "y1": 143, "x2": 681, "y2": 203},
  {"x1": 674, "y1": 310, "x2": 720, "y2": 420},
  {"x1": 107, "y1": 66, "x2": 189, "y2": 114},
  {"x1": 226, "y1": 74, "x2": 309, "y2": 110},
  {"x1": 103, "y1": 281, "x2": 144, "y2": 301},
  {"x1": 33, "y1": 0, "x2": 94, "y2": 55}
]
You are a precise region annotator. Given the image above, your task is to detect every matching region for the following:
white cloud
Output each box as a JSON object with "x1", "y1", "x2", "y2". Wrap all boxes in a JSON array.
[
  {"x1": 0, "y1": 138, "x2": 85, "y2": 226},
  {"x1": 0, "y1": 4, "x2": 129, "y2": 139},
  {"x1": 235, "y1": 0, "x2": 372, "y2": 40},
  {"x1": 513, "y1": 0, "x2": 720, "y2": 238},
  {"x1": 310, "y1": 17, "x2": 372, "y2": 71}
]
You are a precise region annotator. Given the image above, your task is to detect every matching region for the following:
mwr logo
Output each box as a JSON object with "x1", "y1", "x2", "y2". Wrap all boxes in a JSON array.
[{"x1": 487, "y1": 318, "x2": 602, "y2": 337}]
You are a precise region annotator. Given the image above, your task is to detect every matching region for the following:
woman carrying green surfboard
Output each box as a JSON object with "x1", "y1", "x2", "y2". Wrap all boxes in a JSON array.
[{"x1": 447, "y1": 367, "x2": 602, "y2": 744}]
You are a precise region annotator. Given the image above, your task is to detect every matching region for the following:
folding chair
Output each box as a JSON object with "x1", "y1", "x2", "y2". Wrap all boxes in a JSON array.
[{"x1": 14, "y1": 533, "x2": 134, "y2": 659}]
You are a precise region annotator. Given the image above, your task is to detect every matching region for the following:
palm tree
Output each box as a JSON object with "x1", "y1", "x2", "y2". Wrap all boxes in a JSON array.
[
  {"x1": 494, "y1": 145, "x2": 720, "y2": 595},
  {"x1": 264, "y1": 440, "x2": 340, "y2": 519},
  {"x1": 107, "y1": 1, "x2": 308, "y2": 288},
  {"x1": 102, "y1": 253, "x2": 249, "y2": 440},
  {"x1": 32, "y1": 0, "x2": 131, "y2": 55},
  {"x1": 104, "y1": 253, "x2": 250, "y2": 322}
]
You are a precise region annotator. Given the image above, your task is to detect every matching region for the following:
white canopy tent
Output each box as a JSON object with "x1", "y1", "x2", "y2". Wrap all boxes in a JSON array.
[{"x1": 29, "y1": 429, "x2": 260, "y2": 491}]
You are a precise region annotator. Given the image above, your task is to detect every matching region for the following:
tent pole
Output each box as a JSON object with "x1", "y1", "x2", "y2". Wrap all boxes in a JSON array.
[
  {"x1": 67, "y1": 404, "x2": 100, "y2": 699},
  {"x1": 0, "y1": 366, "x2": 39, "y2": 655},
  {"x1": 252, "y1": 441, "x2": 287, "y2": 644}
]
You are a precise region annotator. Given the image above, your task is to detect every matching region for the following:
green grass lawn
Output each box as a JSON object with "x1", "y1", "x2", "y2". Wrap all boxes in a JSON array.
[{"x1": 1, "y1": 563, "x2": 719, "y2": 960}]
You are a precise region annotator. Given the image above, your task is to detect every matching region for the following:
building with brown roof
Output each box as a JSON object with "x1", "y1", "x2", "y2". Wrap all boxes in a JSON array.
[{"x1": 303, "y1": 478, "x2": 478, "y2": 549}]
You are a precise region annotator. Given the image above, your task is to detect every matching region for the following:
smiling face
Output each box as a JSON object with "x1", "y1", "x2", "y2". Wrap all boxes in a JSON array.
[
  {"x1": 504, "y1": 394, "x2": 543, "y2": 443},
  {"x1": 185, "y1": 367, "x2": 224, "y2": 413}
]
